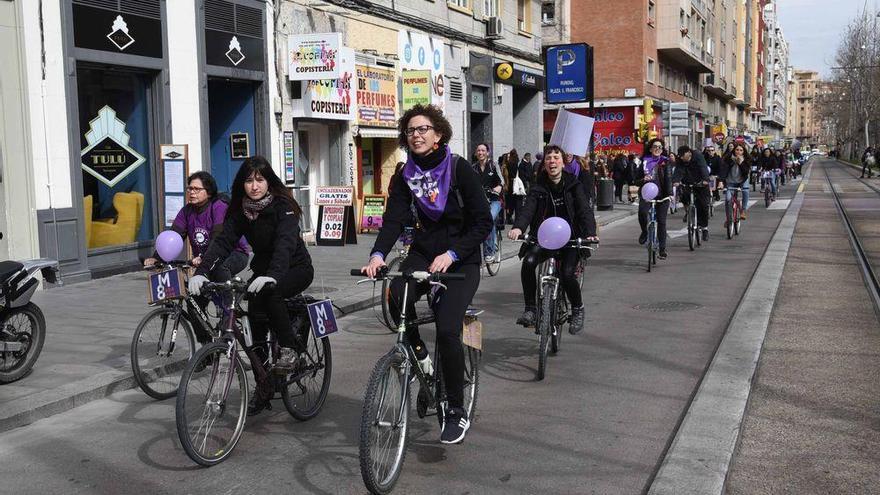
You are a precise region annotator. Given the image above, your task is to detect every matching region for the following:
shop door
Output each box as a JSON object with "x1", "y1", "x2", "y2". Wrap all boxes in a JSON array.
[
  {"x1": 360, "y1": 139, "x2": 374, "y2": 195},
  {"x1": 208, "y1": 79, "x2": 257, "y2": 194},
  {"x1": 77, "y1": 65, "x2": 155, "y2": 250}
]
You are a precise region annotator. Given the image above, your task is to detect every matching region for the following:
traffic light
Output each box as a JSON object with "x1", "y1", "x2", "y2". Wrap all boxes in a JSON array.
[
  {"x1": 643, "y1": 98, "x2": 654, "y2": 123},
  {"x1": 637, "y1": 99, "x2": 654, "y2": 142}
]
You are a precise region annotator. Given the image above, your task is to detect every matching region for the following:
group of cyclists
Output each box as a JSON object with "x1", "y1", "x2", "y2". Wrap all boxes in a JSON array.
[{"x1": 145, "y1": 102, "x2": 801, "y2": 452}]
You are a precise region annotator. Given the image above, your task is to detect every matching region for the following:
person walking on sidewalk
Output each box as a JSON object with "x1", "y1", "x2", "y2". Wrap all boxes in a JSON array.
[
  {"x1": 636, "y1": 138, "x2": 674, "y2": 260},
  {"x1": 674, "y1": 146, "x2": 711, "y2": 241},
  {"x1": 861, "y1": 146, "x2": 876, "y2": 178},
  {"x1": 719, "y1": 142, "x2": 752, "y2": 221},
  {"x1": 508, "y1": 145, "x2": 598, "y2": 335},
  {"x1": 504, "y1": 149, "x2": 520, "y2": 224},
  {"x1": 361, "y1": 104, "x2": 492, "y2": 444},
  {"x1": 188, "y1": 156, "x2": 314, "y2": 416},
  {"x1": 612, "y1": 153, "x2": 628, "y2": 203},
  {"x1": 473, "y1": 142, "x2": 503, "y2": 262}
]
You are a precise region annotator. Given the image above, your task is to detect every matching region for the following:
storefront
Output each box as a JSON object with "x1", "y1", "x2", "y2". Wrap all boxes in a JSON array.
[
  {"x1": 354, "y1": 58, "x2": 400, "y2": 197},
  {"x1": 493, "y1": 60, "x2": 544, "y2": 161},
  {"x1": 468, "y1": 53, "x2": 493, "y2": 157},
  {"x1": 542, "y1": 104, "x2": 645, "y2": 157}
]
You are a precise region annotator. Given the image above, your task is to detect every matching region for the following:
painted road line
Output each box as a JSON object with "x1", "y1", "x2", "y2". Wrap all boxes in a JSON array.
[
  {"x1": 767, "y1": 199, "x2": 791, "y2": 210},
  {"x1": 648, "y1": 161, "x2": 811, "y2": 495}
]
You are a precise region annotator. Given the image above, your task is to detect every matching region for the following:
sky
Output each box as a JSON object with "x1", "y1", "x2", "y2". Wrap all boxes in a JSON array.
[{"x1": 777, "y1": 0, "x2": 867, "y2": 77}]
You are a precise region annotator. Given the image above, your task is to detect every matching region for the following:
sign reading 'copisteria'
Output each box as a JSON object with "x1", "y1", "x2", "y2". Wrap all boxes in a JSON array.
[{"x1": 80, "y1": 106, "x2": 146, "y2": 188}]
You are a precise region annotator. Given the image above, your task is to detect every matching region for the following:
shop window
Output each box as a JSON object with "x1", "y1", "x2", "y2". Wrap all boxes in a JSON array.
[{"x1": 77, "y1": 65, "x2": 155, "y2": 249}]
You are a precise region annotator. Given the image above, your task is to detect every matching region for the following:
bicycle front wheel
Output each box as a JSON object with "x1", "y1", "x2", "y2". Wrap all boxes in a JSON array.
[
  {"x1": 282, "y1": 330, "x2": 332, "y2": 421},
  {"x1": 176, "y1": 341, "x2": 248, "y2": 466},
  {"x1": 647, "y1": 223, "x2": 655, "y2": 272},
  {"x1": 485, "y1": 231, "x2": 502, "y2": 276},
  {"x1": 359, "y1": 351, "x2": 410, "y2": 495},
  {"x1": 551, "y1": 295, "x2": 567, "y2": 354},
  {"x1": 463, "y1": 345, "x2": 481, "y2": 421},
  {"x1": 131, "y1": 306, "x2": 196, "y2": 400},
  {"x1": 536, "y1": 293, "x2": 553, "y2": 381}
]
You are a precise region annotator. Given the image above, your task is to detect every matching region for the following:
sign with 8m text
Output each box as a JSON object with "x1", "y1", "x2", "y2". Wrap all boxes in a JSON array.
[{"x1": 307, "y1": 299, "x2": 338, "y2": 339}]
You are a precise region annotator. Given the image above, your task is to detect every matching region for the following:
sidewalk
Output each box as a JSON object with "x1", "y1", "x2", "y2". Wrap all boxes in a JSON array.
[{"x1": 0, "y1": 203, "x2": 637, "y2": 432}]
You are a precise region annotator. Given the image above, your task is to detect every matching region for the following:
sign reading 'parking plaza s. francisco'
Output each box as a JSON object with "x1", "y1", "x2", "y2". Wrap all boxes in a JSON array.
[
  {"x1": 544, "y1": 43, "x2": 593, "y2": 104},
  {"x1": 80, "y1": 106, "x2": 146, "y2": 188}
]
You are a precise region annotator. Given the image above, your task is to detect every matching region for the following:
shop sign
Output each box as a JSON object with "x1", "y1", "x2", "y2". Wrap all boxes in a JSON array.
[
  {"x1": 494, "y1": 62, "x2": 544, "y2": 89},
  {"x1": 80, "y1": 106, "x2": 146, "y2": 188},
  {"x1": 299, "y1": 47, "x2": 356, "y2": 121},
  {"x1": 397, "y1": 30, "x2": 445, "y2": 110},
  {"x1": 591, "y1": 107, "x2": 640, "y2": 154},
  {"x1": 544, "y1": 43, "x2": 593, "y2": 104},
  {"x1": 230, "y1": 132, "x2": 250, "y2": 159},
  {"x1": 360, "y1": 195, "x2": 386, "y2": 230},
  {"x1": 401, "y1": 70, "x2": 432, "y2": 110},
  {"x1": 356, "y1": 65, "x2": 398, "y2": 128},
  {"x1": 320, "y1": 205, "x2": 345, "y2": 240},
  {"x1": 205, "y1": 32, "x2": 264, "y2": 72},
  {"x1": 283, "y1": 131, "x2": 295, "y2": 185},
  {"x1": 315, "y1": 186, "x2": 354, "y2": 206},
  {"x1": 72, "y1": 4, "x2": 162, "y2": 58},
  {"x1": 288, "y1": 33, "x2": 342, "y2": 81}
]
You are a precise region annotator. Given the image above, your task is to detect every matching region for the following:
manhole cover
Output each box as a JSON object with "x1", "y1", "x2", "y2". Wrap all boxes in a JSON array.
[{"x1": 633, "y1": 301, "x2": 702, "y2": 312}]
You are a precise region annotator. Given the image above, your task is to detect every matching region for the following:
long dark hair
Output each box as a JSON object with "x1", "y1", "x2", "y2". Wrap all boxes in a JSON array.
[{"x1": 230, "y1": 156, "x2": 302, "y2": 217}]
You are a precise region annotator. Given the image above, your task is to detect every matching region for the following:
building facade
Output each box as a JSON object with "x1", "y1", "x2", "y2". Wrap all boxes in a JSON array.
[{"x1": 760, "y1": 0, "x2": 787, "y2": 141}]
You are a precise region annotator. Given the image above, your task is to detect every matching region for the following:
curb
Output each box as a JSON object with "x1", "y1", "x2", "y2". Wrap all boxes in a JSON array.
[
  {"x1": 0, "y1": 207, "x2": 639, "y2": 433},
  {"x1": 647, "y1": 162, "x2": 811, "y2": 494}
]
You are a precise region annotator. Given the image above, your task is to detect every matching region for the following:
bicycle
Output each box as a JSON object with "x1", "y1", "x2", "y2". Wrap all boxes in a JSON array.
[
  {"x1": 352, "y1": 268, "x2": 481, "y2": 495},
  {"x1": 380, "y1": 227, "x2": 435, "y2": 332},
  {"x1": 681, "y1": 185, "x2": 702, "y2": 251},
  {"x1": 669, "y1": 185, "x2": 679, "y2": 214},
  {"x1": 708, "y1": 176, "x2": 717, "y2": 218},
  {"x1": 482, "y1": 226, "x2": 503, "y2": 276},
  {"x1": 175, "y1": 278, "x2": 332, "y2": 466},
  {"x1": 760, "y1": 170, "x2": 775, "y2": 207},
  {"x1": 723, "y1": 187, "x2": 743, "y2": 239},
  {"x1": 133, "y1": 260, "x2": 223, "y2": 400},
  {"x1": 645, "y1": 196, "x2": 673, "y2": 272},
  {"x1": 517, "y1": 236, "x2": 596, "y2": 381}
]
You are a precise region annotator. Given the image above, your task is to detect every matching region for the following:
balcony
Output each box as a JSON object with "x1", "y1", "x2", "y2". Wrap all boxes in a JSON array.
[
  {"x1": 658, "y1": 35, "x2": 714, "y2": 73},
  {"x1": 703, "y1": 74, "x2": 733, "y2": 100}
]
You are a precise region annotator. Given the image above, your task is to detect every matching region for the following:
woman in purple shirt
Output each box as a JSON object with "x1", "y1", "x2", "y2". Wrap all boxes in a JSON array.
[{"x1": 144, "y1": 172, "x2": 249, "y2": 291}]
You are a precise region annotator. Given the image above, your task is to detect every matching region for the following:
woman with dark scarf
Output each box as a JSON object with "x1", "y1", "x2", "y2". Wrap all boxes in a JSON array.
[
  {"x1": 189, "y1": 156, "x2": 313, "y2": 415},
  {"x1": 361, "y1": 104, "x2": 492, "y2": 445},
  {"x1": 635, "y1": 138, "x2": 674, "y2": 260}
]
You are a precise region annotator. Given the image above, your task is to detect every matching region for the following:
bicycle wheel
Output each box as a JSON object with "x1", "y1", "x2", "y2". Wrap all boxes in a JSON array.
[
  {"x1": 734, "y1": 205, "x2": 741, "y2": 235},
  {"x1": 764, "y1": 186, "x2": 771, "y2": 207},
  {"x1": 131, "y1": 306, "x2": 196, "y2": 400},
  {"x1": 485, "y1": 231, "x2": 502, "y2": 276},
  {"x1": 551, "y1": 294, "x2": 567, "y2": 355},
  {"x1": 726, "y1": 205, "x2": 734, "y2": 240},
  {"x1": 282, "y1": 330, "x2": 332, "y2": 421},
  {"x1": 647, "y1": 223, "x2": 655, "y2": 272},
  {"x1": 0, "y1": 303, "x2": 46, "y2": 384},
  {"x1": 381, "y1": 257, "x2": 403, "y2": 331},
  {"x1": 462, "y1": 345, "x2": 481, "y2": 421},
  {"x1": 536, "y1": 293, "x2": 553, "y2": 381},
  {"x1": 687, "y1": 218, "x2": 695, "y2": 251},
  {"x1": 176, "y1": 341, "x2": 248, "y2": 466},
  {"x1": 359, "y1": 350, "x2": 410, "y2": 495}
]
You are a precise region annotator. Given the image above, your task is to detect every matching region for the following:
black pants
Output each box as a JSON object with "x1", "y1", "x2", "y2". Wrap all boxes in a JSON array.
[
  {"x1": 638, "y1": 200, "x2": 669, "y2": 250},
  {"x1": 862, "y1": 161, "x2": 874, "y2": 177},
  {"x1": 249, "y1": 263, "x2": 314, "y2": 350},
  {"x1": 520, "y1": 245, "x2": 582, "y2": 309},
  {"x1": 192, "y1": 251, "x2": 249, "y2": 343},
  {"x1": 614, "y1": 180, "x2": 626, "y2": 201},
  {"x1": 504, "y1": 192, "x2": 516, "y2": 223},
  {"x1": 388, "y1": 251, "x2": 480, "y2": 409},
  {"x1": 680, "y1": 187, "x2": 710, "y2": 228}
]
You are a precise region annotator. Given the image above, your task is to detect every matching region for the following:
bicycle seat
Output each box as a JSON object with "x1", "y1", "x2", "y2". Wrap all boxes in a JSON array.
[
  {"x1": 0, "y1": 261, "x2": 23, "y2": 283},
  {"x1": 465, "y1": 307, "x2": 484, "y2": 317}
]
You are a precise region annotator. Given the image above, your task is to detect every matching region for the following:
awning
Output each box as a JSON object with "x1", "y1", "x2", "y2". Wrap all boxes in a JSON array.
[{"x1": 358, "y1": 127, "x2": 399, "y2": 139}]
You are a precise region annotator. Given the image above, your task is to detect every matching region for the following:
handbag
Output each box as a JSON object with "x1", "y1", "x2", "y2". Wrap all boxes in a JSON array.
[{"x1": 512, "y1": 168, "x2": 527, "y2": 196}]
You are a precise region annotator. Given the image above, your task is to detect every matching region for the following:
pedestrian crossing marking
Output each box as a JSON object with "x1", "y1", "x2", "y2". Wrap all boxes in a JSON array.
[{"x1": 767, "y1": 199, "x2": 790, "y2": 210}]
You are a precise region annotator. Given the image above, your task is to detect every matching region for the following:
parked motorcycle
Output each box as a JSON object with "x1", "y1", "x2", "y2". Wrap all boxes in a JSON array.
[{"x1": 0, "y1": 258, "x2": 59, "y2": 383}]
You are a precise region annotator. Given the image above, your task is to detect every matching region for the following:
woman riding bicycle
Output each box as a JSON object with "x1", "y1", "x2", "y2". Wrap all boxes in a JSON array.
[
  {"x1": 188, "y1": 156, "x2": 313, "y2": 415},
  {"x1": 719, "y1": 143, "x2": 751, "y2": 220},
  {"x1": 509, "y1": 145, "x2": 598, "y2": 335},
  {"x1": 472, "y1": 143, "x2": 503, "y2": 262},
  {"x1": 758, "y1": 147, "x2": 778, "y2": 199},
  {"x1": 144, "y1": 172, "x2": 249, "y2": 336},
  {"x1": 636, "y1": 138, "x2": 674, "y2": 260},
  {"x1": 673, "y1": 145, "x2": 711, "y2": 241},
  {"x1": 361, "y1": 104, "x2": 492, "y2": 445}
]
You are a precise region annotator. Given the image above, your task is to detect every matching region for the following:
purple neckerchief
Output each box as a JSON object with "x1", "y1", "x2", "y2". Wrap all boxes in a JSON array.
[
  {"x1": 402, "y1": 146, "x2": 453, "y2": 222},
  {"x1": 644, "y1": 155, "x2": 667, "y2": 176},
  {"x1": 564, "y1": 160, "x2": 581, "y2": 177}
]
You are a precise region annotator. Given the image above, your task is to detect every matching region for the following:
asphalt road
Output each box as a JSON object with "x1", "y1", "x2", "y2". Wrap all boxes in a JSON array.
[{"x1": 0, "y1": 177, "x2": 800, "y2": 495}]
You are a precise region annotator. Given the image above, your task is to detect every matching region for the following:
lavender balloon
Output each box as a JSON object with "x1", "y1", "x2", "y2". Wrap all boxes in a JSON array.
[
  {"x1": 537, "y1": 217, "x2": 571, "y2": 250},
  {"x1": 155, "y1": 230, "x2": 184, "y2": 262},
  {"x1": 641, "y1": 182, "x2": 659, "y2": 201}
]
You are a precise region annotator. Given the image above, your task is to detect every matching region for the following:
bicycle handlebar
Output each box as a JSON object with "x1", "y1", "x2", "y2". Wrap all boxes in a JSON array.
[
  {"x1": 350, "y1": 268, "x2": 467, "y2": 282},
  {"x1": 201, "y1": 278, "x2": 275, "y2": 294},
  {"x1": 514, "y1": 234, "x2": 599, "y2": 248},
  {"x1": 144, "y1": 260, "x2": 192, "y2": 271},
  {"x1": 647, "y1": 196, "x2": 674, "y2": 204}
]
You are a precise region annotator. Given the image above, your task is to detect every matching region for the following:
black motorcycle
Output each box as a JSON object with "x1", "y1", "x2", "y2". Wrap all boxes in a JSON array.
[{"x1": 0, "y1": 259, "x2": 59, "y2": 383}]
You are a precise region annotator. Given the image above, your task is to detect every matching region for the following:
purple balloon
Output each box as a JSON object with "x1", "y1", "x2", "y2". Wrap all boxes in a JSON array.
[
  {"x1": 641, "y1": 182, "x2": 659, "y2": 201},
  {"x1": 537, "y1": 217, "x2": 571, "y2": 250},
  {"x1": 155, "y1": 230, "x2": 184, "y2": 262}
]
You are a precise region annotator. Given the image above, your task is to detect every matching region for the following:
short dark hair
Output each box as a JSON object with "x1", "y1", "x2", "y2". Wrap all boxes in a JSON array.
[
  {"x1": 397, "y1": 104, "x2": 453, "y2": 150},
  {"x1": 677, "y1": 145, "x2": 692, "y2": 157},
  {"x1": 188, "y1": 171, "x2": 218, "y2": 200},
  {"x1": 644, "y1": 137, "x2": 665, "y2": 157}
]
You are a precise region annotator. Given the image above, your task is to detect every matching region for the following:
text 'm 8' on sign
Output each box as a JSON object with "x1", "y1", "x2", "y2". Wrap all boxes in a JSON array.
[
  {"x1": 307, "y1": 299, "x2": 338, "y2": 339},
  {"x1": 148, "y1": 268, "x2": 186, "y2": 304},
  {"x1": 543, "y1": 43, "x2": 593, "y2": 104}
]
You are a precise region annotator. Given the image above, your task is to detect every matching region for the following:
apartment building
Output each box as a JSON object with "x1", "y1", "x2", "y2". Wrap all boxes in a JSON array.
[
  {"x1": 788, "y1": 69, "x2": 825, "y2": 147},
  {"x1": 760, "y1": 0, "x2": 788, "y2": 140}
]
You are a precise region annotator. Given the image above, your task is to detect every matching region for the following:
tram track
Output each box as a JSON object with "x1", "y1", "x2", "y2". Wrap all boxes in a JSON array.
[{"x1": 823, "y1": 162, "x2": 880, "y2": 318}]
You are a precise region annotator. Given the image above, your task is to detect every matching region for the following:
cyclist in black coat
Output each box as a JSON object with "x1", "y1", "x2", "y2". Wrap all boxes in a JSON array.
[
  {"x1": 674, "y1": 146, "x2": 711, "y2": 240},
  {"x1": 636, "y1": 138, "x2": 675, "y2": 259},
  {"x1": 361, "y1": 104, "x2": 492, "y2": 445},
  {"x1": 509, "y1": 145, "x2": 598, "y2": 335}
]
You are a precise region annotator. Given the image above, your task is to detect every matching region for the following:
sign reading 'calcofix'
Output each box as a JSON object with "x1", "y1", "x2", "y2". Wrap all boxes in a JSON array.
[{"x1": 288, "y1": 33, "x2": 342, "y2": 81}]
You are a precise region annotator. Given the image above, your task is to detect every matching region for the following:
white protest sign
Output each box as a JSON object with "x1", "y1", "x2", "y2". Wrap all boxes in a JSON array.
[{"x1": 549, "y1": 108, "x2": 595, "y2": 158}]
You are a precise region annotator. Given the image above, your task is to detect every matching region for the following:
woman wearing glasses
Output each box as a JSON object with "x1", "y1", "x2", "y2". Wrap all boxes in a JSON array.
[
  {"x1": 636, "y1": 138, "x2": 674, "y2": 260},
  {"x1": 361, "y1": 104, "x2": 492, "y2": 444},
  {"x1": 144, "y1": 172, "x2": 250, "y2": 315}
]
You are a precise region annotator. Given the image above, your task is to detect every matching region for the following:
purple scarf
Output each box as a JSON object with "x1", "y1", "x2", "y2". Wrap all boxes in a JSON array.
[
  {"x1": 564, "y1": 160, "x2": 581, "y2": 177},
  {"x1": 402, "y1": 146, "x2": 453, "y2": 222},
  {"x1": 644, "y1": 155, "x2": 667, "y2": 176}
]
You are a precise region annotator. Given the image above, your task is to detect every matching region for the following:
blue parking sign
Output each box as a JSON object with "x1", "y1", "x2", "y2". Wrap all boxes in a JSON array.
[
  {"x1": 544, "y1": 43, "x2": 592, "y2": 104},
  {"x1": 307, "y1": 299, "x2": 338, "y2": 339}
]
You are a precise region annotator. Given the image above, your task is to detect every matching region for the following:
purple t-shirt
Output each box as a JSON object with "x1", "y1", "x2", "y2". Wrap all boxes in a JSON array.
[{"x1": 172, "y1": 201, "x2": 249, "y2": 258}]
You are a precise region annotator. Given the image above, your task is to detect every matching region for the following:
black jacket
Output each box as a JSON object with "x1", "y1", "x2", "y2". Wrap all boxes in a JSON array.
[
  {"x1": 473, "y1": 160, "x2": 503, "y2": 201},
  {"x1": 513, "y1": 171, "x2": 596, "y2": 239},
  {"x1": 718, "y1": 156, "x2": 750, "y2": 182},
  {"x1": 758, "y1": 154, "x2": 777, "y2": 171},
  {"x1": 372, "y1": 155, "x2": 492, "y2": 265},
  {"x1": 518, "y1": 159, "x2": 535, "y2": 190},
  {"x1": 634, "y1": 156, "x2": 674, "y2": 198},
  {"x1": 674, "y1": 152, "x2": 710, "y2": 186},
  {"x1": 705, "y1": 153, "x2": 722, "y2": 176},
  {"x1": 199, "y1": 196, "x2": 310, "y2": 280},
  {"x1": 612, "y1": 156, "x2": 628, "y2": 183}
]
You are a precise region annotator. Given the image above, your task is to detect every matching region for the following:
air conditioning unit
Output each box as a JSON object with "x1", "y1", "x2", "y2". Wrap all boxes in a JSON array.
[{"x1": 486, "y1": 17, "x2": 503, "y2": 40}]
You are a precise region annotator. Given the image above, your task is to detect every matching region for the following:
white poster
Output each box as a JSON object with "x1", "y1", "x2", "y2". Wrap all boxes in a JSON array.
[
  {"x1": 164, "y1": 196, "x2": 185, "y2": 227},
  {"x1": 297, "y1": 47, "x2": 356, "y2": 121},
  {"x1": 549, "y1": 108, "x2": 595, "y2": 158},
  {"x1": 397, "y1": 30, "x2": 445, "y2": 111},
  {"x1": 288, "y1": 33, "x2": 342, "y2": 81},
  {"x1": 163, "y1": 160, "x2": 185, "y2": 193}
]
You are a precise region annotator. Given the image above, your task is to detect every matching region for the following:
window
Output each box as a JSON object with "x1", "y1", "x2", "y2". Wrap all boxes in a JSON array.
[
  {"x1": 448, "y1": 0, "x2": 470, "y2": 11},
  {"x1": 720, "y1": 59, "x2": 726, "y2": 78},
  {"x1": 517, "y1": 0, "x2": 531, "y2": 32},
  {"x1": 542, "y1": 1, "x2": 555, "y2": 24},
  {"x1": 484, "y1": 0, "x2": 499, "y2": 17},
  {"x1": 647, "y1": 58, "x2": 656, "y2": 83},
  {"x1": 648, "y1": 0, "x2": 656, "y2": 25}
]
